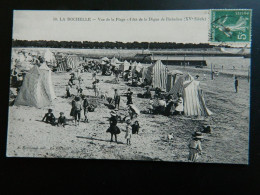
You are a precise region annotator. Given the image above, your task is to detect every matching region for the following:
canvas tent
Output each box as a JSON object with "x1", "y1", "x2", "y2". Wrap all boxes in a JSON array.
[
  {"x1": 44, "y1": 49, "x2": 56, "y2": 66},
  {"x1": 18, "y1": 53, "x2": 26, "y2": 62},
  {"x1": 136, "y1": 62, "x2": 143, "y2": 72},
  {"x1": 119, "y1": 60, "x2": 130, "y2": 72},
  {"x1": 15, "y1": 65, "x2": 56, "y2": 108},
  {"x1": 111, "y1": 57, "x2": 123, "y2": 65},
  {"x1": 66, "y1": 55, "x2": 80, "y2": 70},
  {"x1": 166, "y1": 70, "x2": 184, "y2": 92},
  {"x1": 144, "y1": 60, "x2": 167, "y2": 90},
  {"x1": 168, "y1": 74, "x2": 212, "y2": 116},
  {"x1": 55, "y1": 54, "x2": 68, "y2": 72}
]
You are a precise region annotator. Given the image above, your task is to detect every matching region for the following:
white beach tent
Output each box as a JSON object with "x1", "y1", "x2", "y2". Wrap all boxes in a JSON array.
[
  {"x1": 18, "y1": 53, "x2": 26, "y2": 62},
  {"x1": 15, "y1": 65, "x2": 56, "y2": 108},
  {"x1": 44, "y1": 49, "x2": 56, "y2": 65},
  {"x1": 168, "y1": 74, "x2": 212, "y2": 116},
  {"x1": 119, "y1": 60, "x2": 130, "y2": 71}
]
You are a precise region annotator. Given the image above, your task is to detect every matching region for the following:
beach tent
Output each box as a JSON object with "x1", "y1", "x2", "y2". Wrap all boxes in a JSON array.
[
  {"x1": 168, "y1": 74, "x2": 212, "y2": 116},
  {"x1": 15, "y1": 65, "x2": 56, "y2": 108},
  {"x1": 55, "y1": 54, "x2": 69, "y2": 72},
  {"x1": 111, "y1": 57, "x2": 123, "y2": 65},
  {"x1": 133, "y1": 62, "x2": 143, "y2": 73},
  {"x1": 166, "y1": 70, "x2": 183, "y2": 92},
  {"x1": 18, "y1": 53, "x2": 26, "y2": 62},
  {"x1": 144, "y1": 60, "x2": 167, "y2": 90},
  {"x1": 130, "y1": 61, "x2": 138, "y2": 73},
  {"x1": 66, "y1": 55, "x2": 80, "y2": 70},
  {"x1": 44, "y1": 49, "x2": 56, "y2": 66},
  {"x1": 39, "y1": 63, "x2": 56, "y2": 99},
  {"x1": 119, "y1": 60, "x2": 130, "y2": 71}
]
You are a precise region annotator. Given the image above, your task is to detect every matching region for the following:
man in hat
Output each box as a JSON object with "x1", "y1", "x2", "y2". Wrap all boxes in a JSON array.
[
  {"x1": 188, "y1": 132, "x2": 203, "y2": 162},
  {"x1": 234, "y1": 76, "x2": 239, "y2": 93},
  {"x1": 114, "y1": 89, "x2": 121, "y2": 110},
  {"x1": 57, "y1": 112, "x2": 67, "y2": 127},
  {"x1": 82, "y1": 95, "x2": 89, "y2": 123},
  {"x1": 114, "y1": 68, "x2": 120, "y2": 83},
  {"x1": 73, "y1": 96, "x2": 82, "y2": 126},
  {"x1": 66, "y1": 85, "x2": 71, "y2": 98},
  {"x1": 42, "y1": 109, "x2": 56, "y2": 125}
]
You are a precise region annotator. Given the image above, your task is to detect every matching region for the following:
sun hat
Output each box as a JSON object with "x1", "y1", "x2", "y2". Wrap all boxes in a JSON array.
[{"x1": 192, "y1": 131, "x2": 204, "y2": 139}]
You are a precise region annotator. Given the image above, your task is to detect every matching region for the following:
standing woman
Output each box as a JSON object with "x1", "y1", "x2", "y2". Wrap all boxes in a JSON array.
[
  {"x1": 126, "y1": 88, "x2": 133, "y2": 105},
  {"x1": 107, "y1": 110, "x2": 120, "y2": 143},
  {"x1": 114, "y1": 89, "x2": 121, "y2": 110},
  {"x1": 73, "y1": 96, "x2": 82, "y2": 126}
]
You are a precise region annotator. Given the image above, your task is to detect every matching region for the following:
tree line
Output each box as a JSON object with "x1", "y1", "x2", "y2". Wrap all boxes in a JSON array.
[{"x1": 12, "y1": 40, "x2": 228, "y2": 49}]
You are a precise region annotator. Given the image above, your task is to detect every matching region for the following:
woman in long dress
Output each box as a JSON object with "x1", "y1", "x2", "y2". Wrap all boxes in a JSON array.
[{"x1": 107, "y1": 111, "x2": 120, "y2": 143}]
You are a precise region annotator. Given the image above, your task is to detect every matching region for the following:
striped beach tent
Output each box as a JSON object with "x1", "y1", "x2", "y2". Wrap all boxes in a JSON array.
[
  {"x1": 168, "y1": 74, "x2": 212, "y2": 116},
  {"x1": 145, "y1": 60, "x2": 167, "y2": 90},
  {"x1": 166, "y1": 70, "x2": 183, "y2": 92},
  {"x1": 55, "y1": 54, "x2": 68, "y2": 72},
  {"x1": 168, "y1": 73, "x2": 193, "y2": 97},
  {"x1": 66, "y1": 55, "x2": 80, "y2": 70}
]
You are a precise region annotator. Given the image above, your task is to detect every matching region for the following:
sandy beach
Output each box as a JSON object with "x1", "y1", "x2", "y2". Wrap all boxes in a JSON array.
[{"x1": 7, "y1": 60, "x2": 250, "y2": 164}]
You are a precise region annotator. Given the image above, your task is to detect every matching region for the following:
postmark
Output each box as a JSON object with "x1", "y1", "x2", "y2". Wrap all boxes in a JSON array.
[{"x1": 210, "y1": 9, "x2": 252, "y2": 42}]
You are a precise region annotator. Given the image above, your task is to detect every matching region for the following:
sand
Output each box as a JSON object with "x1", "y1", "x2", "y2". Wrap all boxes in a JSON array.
[{"x1": 7, "y1": 56, "x2": 250, "y2": 164}]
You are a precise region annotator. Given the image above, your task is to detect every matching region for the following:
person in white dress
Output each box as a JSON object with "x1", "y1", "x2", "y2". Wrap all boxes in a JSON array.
[{"x1": 173, "y1": 93, "x2": 184, "y2": 115}]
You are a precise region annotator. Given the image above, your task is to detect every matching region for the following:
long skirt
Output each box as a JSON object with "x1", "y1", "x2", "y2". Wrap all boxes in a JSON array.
[
  {"x1": 188, "y1": 148, "x2": 199, "y2": 162},
  {"x1": 107, "y1": 125, "x2": 120, "y2": 134}
]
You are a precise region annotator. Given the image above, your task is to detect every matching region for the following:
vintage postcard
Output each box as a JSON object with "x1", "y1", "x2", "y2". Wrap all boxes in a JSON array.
[{"x1": 7, "y1": 10, "x2": 251, "y2": 164}]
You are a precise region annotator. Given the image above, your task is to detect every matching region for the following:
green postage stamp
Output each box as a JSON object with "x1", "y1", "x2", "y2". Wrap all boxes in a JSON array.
[{"x1": 210, "y1": 9, "x2": 252, "y2": 42}]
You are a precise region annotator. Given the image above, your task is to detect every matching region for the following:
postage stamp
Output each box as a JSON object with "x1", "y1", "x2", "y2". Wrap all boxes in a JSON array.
[{"x1": 210, "y1": 9, "x2": 252, "y2": 42}]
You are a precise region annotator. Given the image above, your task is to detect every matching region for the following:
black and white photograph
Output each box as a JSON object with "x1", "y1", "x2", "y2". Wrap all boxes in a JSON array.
[{"x1": 7, "y1": 10, "x2": 251, "y2": 164}]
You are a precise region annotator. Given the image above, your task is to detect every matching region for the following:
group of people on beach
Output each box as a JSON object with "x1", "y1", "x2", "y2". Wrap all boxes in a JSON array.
[
  {"x1": 41, "y1": 64, "x2": 142, "y2": 146},
  {"x1": 148, "y1": 92, "x2": 184, "y2": 116}
]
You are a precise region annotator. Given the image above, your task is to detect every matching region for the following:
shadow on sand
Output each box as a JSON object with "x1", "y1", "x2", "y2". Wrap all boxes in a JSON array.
[{"x1": 76, "y1": 136, "x2": 124, "y2": 145}]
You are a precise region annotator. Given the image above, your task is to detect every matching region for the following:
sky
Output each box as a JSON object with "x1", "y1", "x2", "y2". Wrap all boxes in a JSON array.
[
  {"x1": 12, "y1": 10, "x2": 250, "y2": 47},
  {"x1": 13, "y1": 10, "x2": 210, "y2": 43}
]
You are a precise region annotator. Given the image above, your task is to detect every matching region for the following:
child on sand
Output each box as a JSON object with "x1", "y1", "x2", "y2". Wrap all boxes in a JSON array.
[
  {"x1": 132, "y1": 120, "x2": 140, "y2": 134},
  {"x1": 42, "y1": 109, "x2": 56, "y2": 125},
  {"x1": 125, "y1": 118, "x2": 132, "y2": 145},
  {"x1": 188, "y1": 132, "x2": 203, "y2": 162},
  {"x1": 148, "y1": 98, "x2": 153, "y2": 114},
  {"x1": 57, "y1": 112, "x2": 67, "y2": 127}
]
